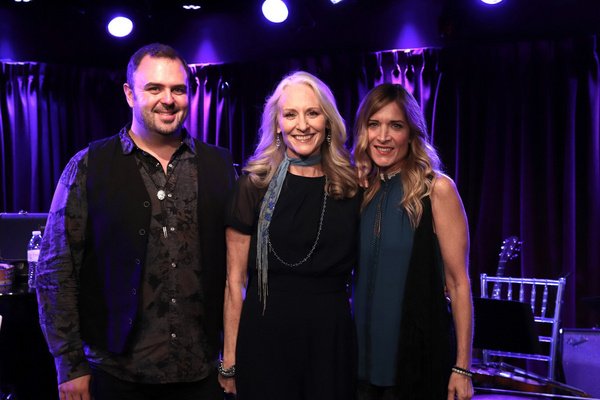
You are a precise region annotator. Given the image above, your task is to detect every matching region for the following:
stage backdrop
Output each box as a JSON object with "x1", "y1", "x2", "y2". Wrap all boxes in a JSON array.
[{"x1": 1, "y1": 36, "x2": 598, "y2": 329}]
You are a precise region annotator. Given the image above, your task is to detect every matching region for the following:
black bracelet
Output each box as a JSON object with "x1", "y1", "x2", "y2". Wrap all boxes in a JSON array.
[
  {"x1": 451, "y1": 365, "x2": 473, "y2": 378},
  {"x1": 218, "y1": 360, "x2": 236, "y2": 378}
]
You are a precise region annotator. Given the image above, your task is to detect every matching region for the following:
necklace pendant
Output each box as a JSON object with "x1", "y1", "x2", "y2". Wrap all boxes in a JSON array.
[{"x1": 157, "y1": 189, "x2": 166, "y2": 201}]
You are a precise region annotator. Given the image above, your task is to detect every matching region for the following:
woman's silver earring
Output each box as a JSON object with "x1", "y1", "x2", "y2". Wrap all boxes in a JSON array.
[
  {"x1": 276, "y1": 135, "x2": 281, "y2": 149},
  {"x1": 326, "y1": 133, "x2": 331, "y2": 146}
]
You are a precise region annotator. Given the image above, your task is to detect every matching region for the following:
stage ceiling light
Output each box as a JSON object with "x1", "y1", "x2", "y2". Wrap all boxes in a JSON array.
[
  {"x1": 330, "y1": 0, "x2": 344, "y2": 4},
  {"x1": 262, "y1": 0, "x2": 289, "y2": 23},
  {"x1": 481, "y1": 0, "x2": 503, "y2": 4},
  {"x1": 107, "y1": 16, "x2": 133, "y2": 38}
]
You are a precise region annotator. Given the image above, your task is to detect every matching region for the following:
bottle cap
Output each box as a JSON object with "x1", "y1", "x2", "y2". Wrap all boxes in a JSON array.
[{"x1": 32, "y1": 230, "x2": 41, "y2": 235}]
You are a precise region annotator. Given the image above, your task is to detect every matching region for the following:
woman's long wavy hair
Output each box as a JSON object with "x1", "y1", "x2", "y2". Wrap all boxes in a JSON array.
[
  {"x1": 353, "y1": 83, "x2": 441, "y2": 228},
  {"x1": 244, "y1": 71, "x2": 358, "y2": 200}
]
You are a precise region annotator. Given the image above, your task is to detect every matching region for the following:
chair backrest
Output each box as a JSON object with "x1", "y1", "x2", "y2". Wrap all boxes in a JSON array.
[{"x1": 479, "y1": 273, "x2": 566, "y2": 380}]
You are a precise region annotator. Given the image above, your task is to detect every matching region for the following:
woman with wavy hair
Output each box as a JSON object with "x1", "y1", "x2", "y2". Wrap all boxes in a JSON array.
[
  {"x1": 352, "y1": 83, "x2": 474, "y2": 400},
  {"x1": 219, "y1": 71, "x2": 360, "y2": 399}
]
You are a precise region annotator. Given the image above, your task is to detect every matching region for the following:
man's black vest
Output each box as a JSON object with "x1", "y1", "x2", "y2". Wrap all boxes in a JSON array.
[{"x1": 81, "y1": 133, "x2": 235, "y2": 355}]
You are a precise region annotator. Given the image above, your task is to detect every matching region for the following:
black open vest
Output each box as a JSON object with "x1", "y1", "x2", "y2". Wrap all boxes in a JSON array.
[{"x1": 81, "y1": 132, "x2": 235, "y2": 355}]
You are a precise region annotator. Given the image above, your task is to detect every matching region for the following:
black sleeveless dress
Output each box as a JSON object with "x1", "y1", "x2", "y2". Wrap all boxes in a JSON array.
[{"x1": 225, "y1": 173, "x2": 360, "y2": 400}]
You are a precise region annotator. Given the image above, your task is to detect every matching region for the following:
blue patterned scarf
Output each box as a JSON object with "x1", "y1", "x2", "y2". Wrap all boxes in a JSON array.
[{"x1": 257, "y1": 152, "x2": 322, "y2": 311}]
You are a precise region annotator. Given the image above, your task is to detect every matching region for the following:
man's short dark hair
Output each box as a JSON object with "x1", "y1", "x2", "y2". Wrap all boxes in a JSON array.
[{"x1": 126, "y1": 43, "x2": 191, "y2": 88}]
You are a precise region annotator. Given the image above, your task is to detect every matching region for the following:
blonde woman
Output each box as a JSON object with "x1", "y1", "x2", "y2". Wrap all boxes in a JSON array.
[
  {"x1": 352, "y1": 83, "x2": 474, "y2": 400},
  {"x1": 219, "y1": 71, "x2": 360, "y2": 400}
]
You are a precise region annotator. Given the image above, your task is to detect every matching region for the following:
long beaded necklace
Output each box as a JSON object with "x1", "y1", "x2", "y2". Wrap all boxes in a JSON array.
[
  {"x1": 257, "y1": 152, "x2": 324, "y2": 311},
  {"x1": 266, "y1": 176, "x2": 328, "y2": 267},
  {"x1": 138, "y1": 152, "x2": 181, "y2": 238}
]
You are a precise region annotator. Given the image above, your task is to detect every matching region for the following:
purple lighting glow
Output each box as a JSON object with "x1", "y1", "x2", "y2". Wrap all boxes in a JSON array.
[
  {"x1": 481, "y1": 0, "x2": 503, "y2": 4},
  {"x1": 262, "y1": 0, "x2": 289, "y2": 23},
  {"x1": 107, "y1": 16, "x2": 133, "y2": 38}
]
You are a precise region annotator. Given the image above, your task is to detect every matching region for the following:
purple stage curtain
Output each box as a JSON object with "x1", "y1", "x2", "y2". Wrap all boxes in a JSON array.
[
  {"x1": 434, "y1": 37, "x2": 600, "y2": 329},
  {"x1": 1, "y1": 37, "x2": 598, "y2": 328},
  {"x1": 0, "y1": 62, "x2": 130, "y2": 213}
]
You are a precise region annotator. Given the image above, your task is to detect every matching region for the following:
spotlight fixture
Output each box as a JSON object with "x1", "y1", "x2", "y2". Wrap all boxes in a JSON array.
[
  {"x1": 262, "y1": 0, "x2": 289, "y2": 23},
  {"x1": 481, "y1": 0, "x2": 503, "y2": 4},
  {"x1": 330, "y1": 0, "x2": 344, "y2": 4},
  {"x1": 107, "y1": 16, "x2": 133, "y2": 38},
  {"x1": 183, "y1": 5, "x2": 201, "y2": 10}
]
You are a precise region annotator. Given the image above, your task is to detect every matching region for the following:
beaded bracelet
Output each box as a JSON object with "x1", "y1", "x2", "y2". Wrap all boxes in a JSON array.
[
  {"x1": 218, "y1": 360, "x2": 236, "y2": 378},
  {"x1": 451, "y1": 365, "x2": 473, "y2": 378}
]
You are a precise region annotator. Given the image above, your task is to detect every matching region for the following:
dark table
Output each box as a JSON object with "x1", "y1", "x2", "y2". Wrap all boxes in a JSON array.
[{"x1": 0, "y1": 282, "x2": 58, "y2": 400}]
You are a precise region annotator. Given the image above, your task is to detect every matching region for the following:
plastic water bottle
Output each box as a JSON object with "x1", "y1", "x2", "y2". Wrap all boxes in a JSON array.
[{"x1": 27, "y1": 230, "x2": 43, "y2": 288}]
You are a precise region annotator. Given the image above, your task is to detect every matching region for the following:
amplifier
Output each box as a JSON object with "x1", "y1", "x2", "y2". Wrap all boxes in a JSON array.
[{"x1": 561, "y1": 328, "x2": 600, "y2": 398}]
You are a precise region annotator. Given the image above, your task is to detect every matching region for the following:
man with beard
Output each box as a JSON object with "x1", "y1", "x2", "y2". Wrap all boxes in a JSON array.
[{"x1": 36, "y1": 43, "x2": 236, "y2": 400}]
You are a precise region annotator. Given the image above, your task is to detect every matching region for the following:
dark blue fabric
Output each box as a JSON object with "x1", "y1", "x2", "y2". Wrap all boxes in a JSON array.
[{"x1": 354, "y1": 175, "x2": 413, "y2": 386}]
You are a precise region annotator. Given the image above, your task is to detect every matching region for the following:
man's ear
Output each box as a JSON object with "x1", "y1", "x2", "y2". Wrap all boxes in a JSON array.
[{"x1": 123, "y1": 83, "x2": 134, "y2": 108}]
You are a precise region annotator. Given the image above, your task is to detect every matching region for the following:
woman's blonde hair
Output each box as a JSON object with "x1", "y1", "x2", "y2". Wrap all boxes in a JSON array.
[
  {"x1": 352, "y1": 83, "x2": 441, "y2": 228},
  {"x1": 244, "y1": 71, "x2": 358, "y2": 200}
]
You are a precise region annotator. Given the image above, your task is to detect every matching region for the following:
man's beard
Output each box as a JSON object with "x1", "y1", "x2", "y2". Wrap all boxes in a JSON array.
[{"x1": 137, "y1": 106, "x2": 187, "y2": 136}]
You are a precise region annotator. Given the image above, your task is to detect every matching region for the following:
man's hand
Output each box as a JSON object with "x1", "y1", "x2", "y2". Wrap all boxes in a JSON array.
[{"x1": 58, "y1": 374, "x2": 92, "y2": 400}]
